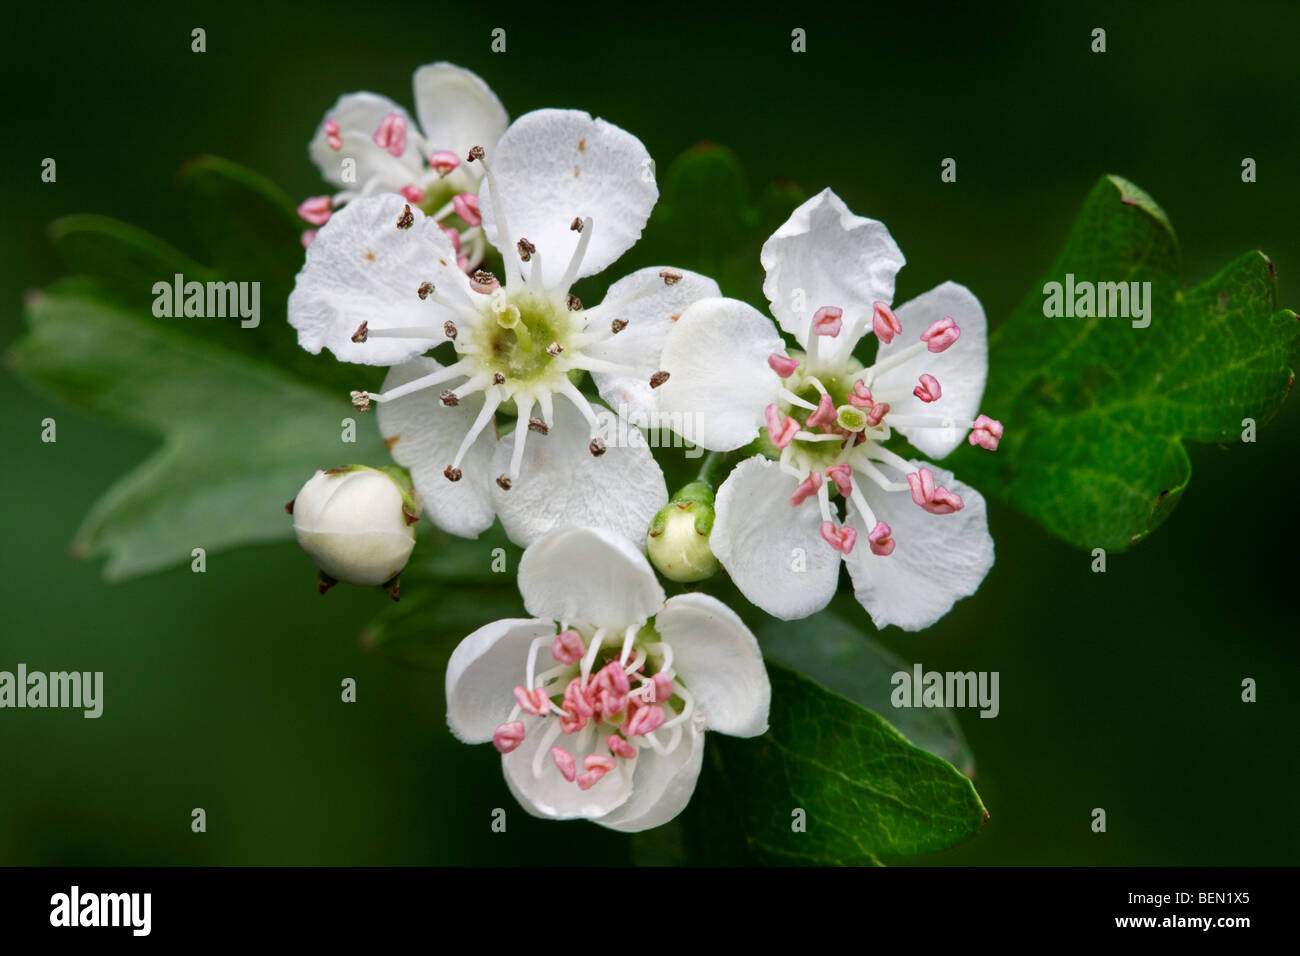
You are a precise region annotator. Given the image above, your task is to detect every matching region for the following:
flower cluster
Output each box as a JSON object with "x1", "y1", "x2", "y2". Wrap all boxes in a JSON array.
[{"x1": 286, "y1": 63, "x2": 1003, "y2": 830}]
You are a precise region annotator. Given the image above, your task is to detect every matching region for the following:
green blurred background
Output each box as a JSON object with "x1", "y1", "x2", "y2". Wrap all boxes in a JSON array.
[{"x1": 2, "y1": 0, "x2": 1296, "y2": 865}]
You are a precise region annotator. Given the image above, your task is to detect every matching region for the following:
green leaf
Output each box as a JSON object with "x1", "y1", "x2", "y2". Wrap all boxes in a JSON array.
[
  {"x1": 7, "y1": 157, "x2": 393, "y2": 578},
  {"x1": 955, "y1": 175, "x2": 1299, "y2": 550},
  {"x1": 617, "y1": 143, "x2": 806, "y2": 303},
  {"x1": 758, "y1": 612, "x2": 974, "y2": 776},
  {"x1": 7, "y1": 288, "x2": 387, "y2": 580},
  {"x1": 688, "y1": 664, "x2": 988, "y2": 866}
]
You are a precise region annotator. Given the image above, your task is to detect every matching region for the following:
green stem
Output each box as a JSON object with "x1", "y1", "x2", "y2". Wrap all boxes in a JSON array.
[{"x1": 696, "y1": 450, "x2": 725, "y2": 485}]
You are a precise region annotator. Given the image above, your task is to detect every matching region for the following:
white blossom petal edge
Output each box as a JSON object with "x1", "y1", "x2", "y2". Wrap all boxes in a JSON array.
[{"x1": 445, "y1": 526, "x2": 770, "y2": 831}]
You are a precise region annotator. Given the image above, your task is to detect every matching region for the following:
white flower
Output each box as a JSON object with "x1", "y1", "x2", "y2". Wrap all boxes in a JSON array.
[
  {"x1": 655, "y1": 189, "x2": 1001, "y2": 630},
  {"x1": 289, "y1": 466, "x2": 418, "y2": 593},
  {"x1": 445, "y1": 526, "x2": 770, "y2": 832},
  {"x1": 288, "y1": 108, "x2": 721, "y2": 547},
  {"x1": 297, "y1": 62, "x2": 507, "y2": 267}
]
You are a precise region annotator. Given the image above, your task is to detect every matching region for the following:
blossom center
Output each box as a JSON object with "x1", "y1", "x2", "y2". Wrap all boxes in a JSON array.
[{"x1": 491, "y1": 621, "x2": 697, "y2": 792}]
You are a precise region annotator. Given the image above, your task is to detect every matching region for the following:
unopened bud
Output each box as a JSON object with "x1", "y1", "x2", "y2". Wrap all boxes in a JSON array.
[
  {"x1": 646, "y1": 480, "x2": 719, "y2": 583},
  {"x1": 290, "y1": 465, "x2": 419, "y2": 590}
]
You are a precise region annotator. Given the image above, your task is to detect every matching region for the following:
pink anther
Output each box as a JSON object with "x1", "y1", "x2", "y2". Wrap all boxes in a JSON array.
[
  {"x1": 873, "y1": 301, "x2": 902, "y2": 344},
  {"x1": 372, "y1": 112, "x2": 407, "y2": 157},
  {"x1": 650, "y1": 672, "x2": 674, "y2": 703},
  {"x1": 439, "y1": 223, "x2": 462, "y2": 254},
  {"x1": 849, "y1": 380, "x2": 874, "y2": 408},
  {"x1": 768, "y1": 353, "x2": 800, "y2": 378},
  {"x1": 921, "y1": 317, "x2": 960, "y2": 353},
  {"x1": 452, "y1": 193, "x2": 481, "y2": 226},
  {"x1": 297, "y1": 196, "x2": 333, "y2": 226},
  {"x1": 913, "y1": 373, "x2": 942, "y2": 403},
  {"x1": 492, "y1": 721, "x2": 526, "y2": 754},
  {"x1": 868, "y1": 521, "x2": 895, "y2": 556},
  {"x1": 626, "y1": 704, "x2": 666, "y2": 737},
  {"x1": 789, "y1": 471, "x2": 823, "y2": 506},
  {"x1": 551, "y1": 747, "x2": 577, "y2": 782},
  {"x1": 606, "y1": 735, "x2": 637, "y2": 760},
  {"x1": 826, "y1": 463, "x2": 853, "y2": 496},
  {"x1": 765, "y1": 404, "x2": 801, "y2": 448},
  {"x1": 513, "y1": 685, "x2": 551, "y2": 716},
  {"x1": 907, "y1": 468, "x2": 965, "y2": 514},
  {"x1": 968, "y1": 414, "x2": 1004, "y2": 451},
  {"x1": 324, "y1": 118, "x2": 342, "y2": 151},
  {"x1": 812, "y1": 306, "x2": 844, "y2": 337},
  {"x1": 819, "y1": 521, "x2": 857, "y2": 554},
  {"x1": 864, "y1": 401, "x2": 890, "y2": 427},
  {"x1": 551, "y1": 629, "x2": 585, "y2": 665},
  {"x1": 400, "y1": 184, "x2": 426, "y2": 205},
  {"x1": 430, "y1": 150, "x2": 460, "y2": 176},
  {"x1": 300, "y1": 230, "x2": 317, "y2": 248},
  {"x1": 805, "y1": 392, "x2": 837, "y2": 429}
]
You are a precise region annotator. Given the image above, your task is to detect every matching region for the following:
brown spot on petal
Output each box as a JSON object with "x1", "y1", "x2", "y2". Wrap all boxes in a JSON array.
[
  {"x1": 578, "y1": 138, "x2": 586, "y2": 152},
  {"x1": 364, "y1": 251, "x2": 376, "y2": 261},
  {"x1": 670, "y1": 313, "x2": 680, "y2": 322},
  {"x1": 384, "y1": 435, "x2": 400, "y2": 451}
]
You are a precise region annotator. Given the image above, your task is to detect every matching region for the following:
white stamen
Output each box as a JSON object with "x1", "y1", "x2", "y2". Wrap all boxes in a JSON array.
[
  {"x1": 779, "y1": 388, "x2": 818, "y2": 411},
  {"x1": 368, "y1": 360, "x2": 470, "y2": 404},
  {"x1": 450, "y1": 391, "x2": 502, "y2": 468},
  {"x1": 474, "y1": 154, "x2": 522, "y2": 287},
  {"x1": 866, "y1": 341, "x2": 927, "y2": 383},
  {"x1": 559, "y1": 217, "x2": 594, "y2": 294},
  {"x1": 580, "y1": 627, "x2": 606, "y2": 680},
  {"x1": 816, "y1": 477, "x2": 834, "y2": 523},
  {"x1": 508, "y1": 395, "x2": 535, "y2": 480},
  {"x1": 556, "y1": 378, "x2": 600, "y2": 433},
  {"x1": 618, "y1": 624, "x2": 638, "y2": 668},
  {"x1": 531, "y1": 720, "x2": 564, "y2": 779}
]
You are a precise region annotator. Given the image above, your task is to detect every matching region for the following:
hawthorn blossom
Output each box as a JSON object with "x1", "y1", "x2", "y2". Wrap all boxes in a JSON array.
[
  {"x1": 287, "y1": 109, "x2": 719, "y2": 546},
  {"x1": 446, "y1": 526, "x2": 770, "y2": 831},
  {"x1": 298, "y1": 62, "x2": 507, "y2": 267},
  {"x1": 656, "y1": 189, "x2": 1001, "y2": 630}
]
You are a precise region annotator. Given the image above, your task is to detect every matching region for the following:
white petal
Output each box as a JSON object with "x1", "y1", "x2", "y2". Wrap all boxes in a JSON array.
[
  {"x1": 656, "y1": 593, "x2": 770, "y2": 738},
  {"x1": 375, "y1": 358, "x2": 498, "y2": 538},
  {"x1": 586, "y1": 267, "x2": 722, "y2": 422},
  {"x1": 843, "y1": 464, "x2": 994, "y2": 631},
  {"x1": 656, "y1": 297, "x2": 784, "y2": 452},
  {"x1": 503, "y1": 717, "x2": 634, "y2": 821},
  {"x1": 479, "y1": 109, "x2": 658, "y2": 288},
  {"x1": 760, "y1": 187, "x2": 905, "y2": 364},
  {"x1": 492, "y1": 401, "x2": 668, "y2": 552},
  {"x1": 288, "y1": 194, "x2": 470, "y2": 365},
  {"x1": 411, "y1": 63, "x2": 509, "y2": 166},
  {"x1": 517, "y1": 525, "x2": 665, "y2": 628},
  {"x1": 874, "y1": 281, "x2": 988, "y2": 459},
  {"x1": 445, "y1": 618, "x2": 557, "y2": 743},
  {"x1": 309, "y1": 92, "x2": 424, "y2": 190},
  {"x1": 711, "y1": 456, "x2": 841, "y2": 620},
  {"x1": 596, "y1": 724, "x2": 705, "y2": 833}
]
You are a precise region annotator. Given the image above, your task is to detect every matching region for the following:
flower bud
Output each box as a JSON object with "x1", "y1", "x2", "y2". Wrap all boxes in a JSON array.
[
  {"x1": 288, "y1": 465, "x2": 420, "y2": 592},
  {"x1": 646, "y1": 481, "x2": 720, "y2": 583}
]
